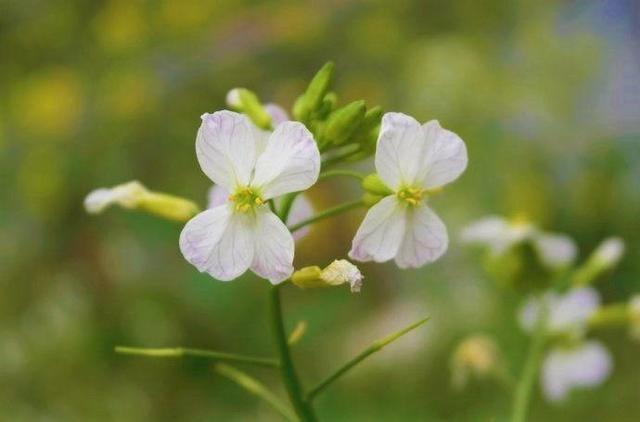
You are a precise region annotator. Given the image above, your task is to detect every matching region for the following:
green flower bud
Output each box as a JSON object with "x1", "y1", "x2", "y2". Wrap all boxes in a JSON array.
[
  {"x1": 572, "y1": 237, "x2": 625, "y2": 286},
  {"x1": 293, "y1": 61, "x2": 335, "y2": 122},
  {"x1": 362, "y1": 193, "x2": 384, "y2": 207},
  {"x1": 322, "y1": 100, "x2": 366, "y2": 146},
  {"x1": 231, "y1": 88, "x2": 272, "y2": 129},
  {"x1": 362, "y1": 173, "x2": 393, "y2": 196}
]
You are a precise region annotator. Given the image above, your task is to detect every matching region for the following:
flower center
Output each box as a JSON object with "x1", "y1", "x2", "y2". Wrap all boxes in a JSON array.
[
  {"x1": 229, "y1": 186, "x2": 265, "y2": 213},
  {"x1": 396, "y1": 186, "x2": 424, "y2": 206}
]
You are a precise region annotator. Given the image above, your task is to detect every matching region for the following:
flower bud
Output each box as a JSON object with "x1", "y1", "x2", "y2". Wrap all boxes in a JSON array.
[
  {"x1": 293, "y1": 61, "x2": 334, "y2": 122},
  {"x1": 573, "y1": 237, "x2": 625, "y2": 286},
  {"x1": 362, "y1": 173, "x2": 393, "y2": 196},
  {"x1": 226, "y1": 88, "x2": 272, "y2": 129},
  {"x1": 84, "y1": 181, "x2": 200, "y2": 222},
  {"x1": 362, "y1": 193, "x2": 384, "y2": 207},
  {"x1": 450, "y1": 334, "x2": 502, "y2": 390},
  {"x1": 291, "y1": 259, "x2": 363, "y2": 293},
  {"x1": 321, "y1": 100, "x2": 366, "y2": 146}
]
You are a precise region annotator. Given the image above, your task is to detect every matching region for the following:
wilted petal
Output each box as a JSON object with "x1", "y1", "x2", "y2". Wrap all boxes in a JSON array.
[
  {"x1": 252, "y1": 122, "x2": 320, "y2": 199},
  {"x1": 179, "y1": 206, "x2": 254, "y2": 281},
  {"x1": 541, "y1": 341, "x2": 612, "y2": 402},
  {"x1": 196, "y1": 111, "x2": 257, "y2": 190},
  {"x1": 349, "y1": 196, "x2": 407, "y2": 263},
  {"x1": 533, "y1": 232, "x2": 578, "y2": 270},
  {"x1": 395, "y1": 205, "x2": 448, "y2": 268},
  {"x1": 375, "y1": 112, "x2": 428, "y2": 190},
  {"x1": 421, "y1": 120, "x2": 468, "y2": 189},
  {"x1": 250, "y1": 208, "x2": 295, "y2": 284}
]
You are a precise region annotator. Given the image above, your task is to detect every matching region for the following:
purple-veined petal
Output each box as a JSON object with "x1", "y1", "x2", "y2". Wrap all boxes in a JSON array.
[
  {"x1": 421, "y1": 120, "x2": 468, "y2": 189},
  {"x1": 264, "y1": 103, "x2": 289, "y2": 127},
  {"x1": 252, "y1": 121, "x2": 320, "y2": 199},
  {"x1": 374, "y1": 112, "x2": 429, "y2": 190},
  {"x1": 395, "y1": 204, "x2": 449, "y2": 268},
  {"x1": 207, "y1": 184, "x2": 230, "y2": 209},
  {"x1": 250, "y1": 208, "x2": 295, "y2": 284},
  {"x1": 349, "y1": 196, "x2": 407, "y2": 263},
  {"x1": 179, "y1": 205, "x2": 254, "y2": 281},
  {"x1": 196, "y1": 111, "x2": 257, "y2": 190}
]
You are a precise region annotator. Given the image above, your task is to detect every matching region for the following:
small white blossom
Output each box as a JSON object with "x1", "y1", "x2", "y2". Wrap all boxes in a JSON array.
[
  {"x1": 541, "y1": 341, "x2": 612, "y2": 402},
  {"x1": 320, "y1": 259, "x2": 364, "y2": 293},
  {"x1": 349, "y1": 113, "x2": 468, "y2": 268},
  {"x1": 461, "y1": 215, "x2": 577, "y2": 270},
  {"x1": 518, "y1": 287, "x2": 600, "y2": 335},
  {"x1": 591, "y1": 237, "x2": 625, "y2": 268},
  {"x1": 180, "y1": 111, "x2": 320, "y2": 284}
]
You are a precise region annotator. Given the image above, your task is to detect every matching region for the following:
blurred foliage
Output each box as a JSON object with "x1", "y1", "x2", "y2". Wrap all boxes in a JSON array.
[{"x1": 0, "y1": 0, "x2": 639, "y2": 420}]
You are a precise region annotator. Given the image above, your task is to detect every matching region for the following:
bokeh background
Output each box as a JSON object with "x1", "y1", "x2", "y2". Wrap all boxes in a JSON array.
[{"x1": 1, "y1": 0, "x2": 639, "y2": 420}]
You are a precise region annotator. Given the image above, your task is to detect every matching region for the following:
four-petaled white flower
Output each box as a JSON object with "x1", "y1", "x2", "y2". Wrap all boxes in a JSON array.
[
  {"x1": 179, "y1": 110, "x2": 320, "y2": 284},
  {"x1": 518, "y1": 287, "x2": 612, "y2": 402},
  {"x1": 461, "y1": 215, "x2": 577, "y2": 270},
  {"x1": 349, "y1": 112, "x2": 468, "y2": 268}
]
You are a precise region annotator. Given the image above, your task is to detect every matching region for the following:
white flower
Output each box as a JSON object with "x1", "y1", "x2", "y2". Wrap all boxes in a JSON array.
[
  {"x1": 541, "y1": 341, "x2": 612, "y2": 402},
  {"x1": 179, "y1": 110, "x2": 320, "y2": 284},
  {"x1": 461, "y1": 215, "x2": 577, "y2": 270},
  {"x1": 349, "y1": 113, "x2": 468, "y2": 268},
  {"x1": 320, "y1": 259, "x2": 364, "y2": 293},
  {"x1": 518, "y1": 287, "x2": 600, "y2": 335},
  {"x1": 591, "y1": 237, "x2": 625, "y2": 268},
  {"x1": 208, "y1": 185, "x2": 313, "y2": 242}
]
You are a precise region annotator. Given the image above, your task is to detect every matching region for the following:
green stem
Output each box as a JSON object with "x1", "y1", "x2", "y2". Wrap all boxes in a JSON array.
[
  {"x1": 288, "y1": 200, "x2": 364, "y2": 233},
  {"x1": 214, "y1": 363, "x2": 297, "y2": 422},
  {"x1": 270, "y1": 286, "x2": 317, "y2": 421},
  {"x1": 114, "y1": 346, "x2": 279, "y2": 368},
  {"x1": 510, "y1": 305, "x2": 548, "y2": 422},
  {"x1": 307, "y1": 316, "x2": 430, "y2": 400},
  {"x1": 318, "y1": 169, "x2": 365, "y2": 182},
  {"x1": 321, "y1": 146, "x2": 362, "y2": 168}
]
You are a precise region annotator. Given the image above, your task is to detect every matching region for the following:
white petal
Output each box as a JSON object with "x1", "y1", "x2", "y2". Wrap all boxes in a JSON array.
[
  {"x1": 264, "y1": 103, "x2": 289, "y2": 127},
  {"x1": 196, "y1": 111, "x2": 257, "y2": 190},
  {"x1": 395, "y1": 205, "x2": 449, "y2": 268},
  {"x1": 278, "y1": 194, "x2": 313, "y2": 241},
  {"x1": 250, "y1": 208, "x2": 295, "y2": 284},
  {"x1": 374, "y1": 112, "x2": 429, "y2": 190},
  {"x1": 179, "y1": 206, "x2": 254, "y2": 281},
  {"x1": 84, "y1": 181, "x2": 147, "y2": 213},
  {"x1": 460, "y1": 216, "x2": 513, "y2": 254},
  {"x1": 207, "y1": 185, "x2": 230, "y2": 209},
  {"x1": 591, "y1": 237, "x2": 625, "y2": 267},
  {"x1": 84, "y1": 188, "x2": 117, "y2": 213},
  {"x1": 518, "y1": 288, "x2": 601, "y2": 334},
  {"x1": 541, "y1": 341, "x2": 612, "y2": 402},
  {"x1": 533, "y1": 232, "x2": 578, "y2": 269},
  {"x1": 252, "y1": 121, "x2": 320, "y2": 199},
  {"x1": 548, "y1": 287, "x2": 600, "y2": 332},
  {"x1": 421, "y1": 120, "x2": 468, "y2": 189},
  {"x1": 349, "y1": 196, "x2": 407, "y2": 263}
]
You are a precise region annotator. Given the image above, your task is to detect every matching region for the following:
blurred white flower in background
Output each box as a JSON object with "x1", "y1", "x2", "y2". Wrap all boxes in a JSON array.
[
  {"x1": 350, "y1": 112, "x2": 468, "y2": 268},
  {"x1": 461, "y1": 215, "x2": 577, "y2": 271},
  {"x1": 518, "y1": 287, "x2": 613, "y2": 402}
]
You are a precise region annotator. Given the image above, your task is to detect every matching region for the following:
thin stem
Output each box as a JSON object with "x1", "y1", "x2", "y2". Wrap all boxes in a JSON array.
[
  {"x1": 510, "y1": 304, "x2": 548, "y2": 422},
  {"x1": 288, "y1": 199, "x2": 364, "y2": 233},
  {"x1": 214, "y1": 363, "x2": 297, "y2": 422},
  {"x1": 318, "y1": 169, "x2": 365, "y2": 182},
  {"x1": 114, "y1": 346, "x2": 279, "y2": 368},
  {"x1": 307, "y1": 316, "x2": 430, "y2": 400},
  {"x1": 270, "y1": 286, "x2": 317, "y2": 421}
]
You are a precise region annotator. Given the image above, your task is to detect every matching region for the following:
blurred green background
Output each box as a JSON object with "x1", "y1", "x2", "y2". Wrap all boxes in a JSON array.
[{"x1": 1, "y1": 0, "x2": 639, "y2": 420}]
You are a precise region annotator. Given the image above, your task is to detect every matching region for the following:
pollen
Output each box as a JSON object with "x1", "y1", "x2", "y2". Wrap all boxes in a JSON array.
[
  {"x1": 229, "y1": 187, "x2": 264, "y2": 213},
  {"x1": 397, "y1": 186, "x2": 424, "y2": 206}
]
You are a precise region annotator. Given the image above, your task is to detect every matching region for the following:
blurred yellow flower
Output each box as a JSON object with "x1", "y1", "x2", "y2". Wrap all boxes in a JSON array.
[
  {"x1": 94, "y1": 0, "x2": 147, "y2": 52},
  {"x1": 11, "y1": 68, "x2": 83, "y2": 139}
]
